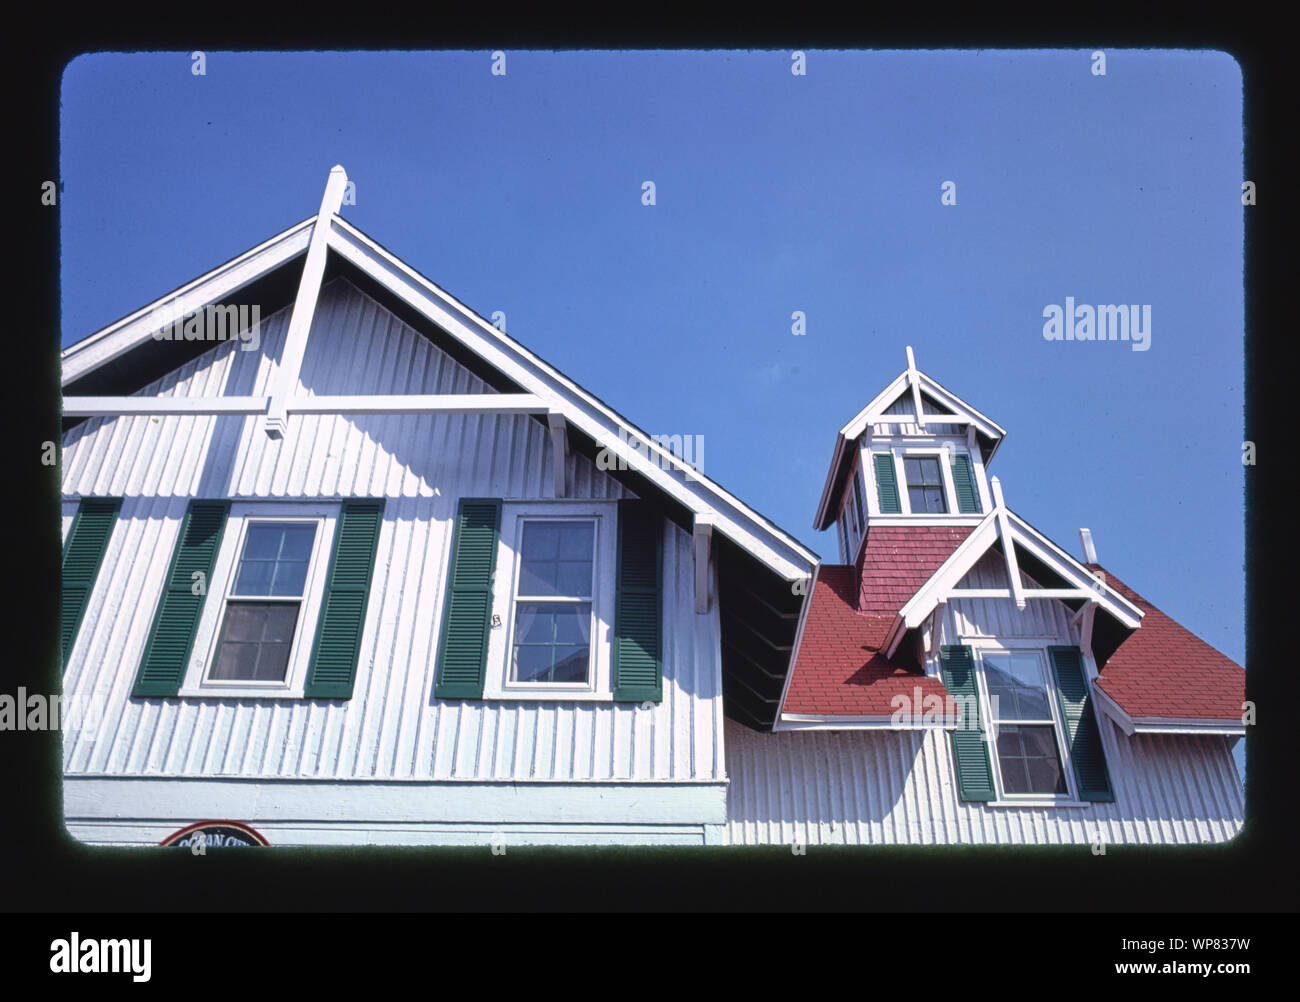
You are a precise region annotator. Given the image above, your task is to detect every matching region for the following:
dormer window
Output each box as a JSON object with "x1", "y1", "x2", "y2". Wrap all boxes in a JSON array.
[{"x1": 904, "y1": 456, "x2": 948, "y2": 514}]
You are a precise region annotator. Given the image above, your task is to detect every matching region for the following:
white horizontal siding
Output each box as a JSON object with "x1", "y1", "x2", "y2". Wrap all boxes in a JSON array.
[
  {"x1": 61, "y1": 278, "x2": 724, "y2": 784},
  {"x1": 724, "y1": 718, "x2": 1243, "y2": 846}
]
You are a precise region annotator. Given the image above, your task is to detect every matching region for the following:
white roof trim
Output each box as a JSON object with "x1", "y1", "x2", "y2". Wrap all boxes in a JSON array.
[
  {"x1": 812, "y1": 362, "x2": 1007, "y2": 530},
  {"x1": 842, "y1": 367, "x2": 1006, "y2": 443},
  {"x1": 775, "y1": 712, "x2": 959, "y2": 732},
  {"x1": 323, "y1": 218, "x2": 816, "y2": 579},
  {"x1": 61, "y1": 216, "x2": 316, "y2": 385},
  {"x1": 1092, "y1": 685, "x2": 1245, "y2": 737},
  {"x1": 61, "y1": 193, "x2": 819, "y2": 583},
  {"x1": 884, "y1": 504, "x2": 1144, "y2": 658}
]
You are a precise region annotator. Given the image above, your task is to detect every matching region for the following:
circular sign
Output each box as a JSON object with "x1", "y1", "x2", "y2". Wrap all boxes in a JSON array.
[{"x1": 160, "y1": 820, "x2": 270, "y2": 848}]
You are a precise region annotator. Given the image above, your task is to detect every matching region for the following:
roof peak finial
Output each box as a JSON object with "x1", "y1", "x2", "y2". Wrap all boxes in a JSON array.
[{"x1": 905, "y1": 345, "x2": 916, "y2": 372}]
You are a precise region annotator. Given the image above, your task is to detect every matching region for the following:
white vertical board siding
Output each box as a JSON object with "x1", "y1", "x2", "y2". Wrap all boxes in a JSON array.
[
  {"x1": 725, "y1": 719, "x2": 1243, "y2": 846},
  {"x1": 727, "y1": 548, "x2": 1242, "y2": 846},
  {"x1": 874, "y1": 394, "x2": 962, "y2": 437},
  {"x1": 61, "y1": 278, "x2": 725, "y2": 783},
  {"x1": 943, "y1": 550, "x2": 1079, "y2": 644}
]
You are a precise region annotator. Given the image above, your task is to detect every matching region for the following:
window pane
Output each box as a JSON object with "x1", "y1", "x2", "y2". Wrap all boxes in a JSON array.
[
  {"x1": 924, "y1": 488, "x2": 947, "y2": 513},
  {"x1": 521, "y1": 522, "x2": 561, "y2": 561},
  {"x1": 512, "y1": 644, "x2": 556, "y2": 683},
  {"x1": 517, "y1": 521, "x2": 594, "y2": 598},
  {"x1": 233, "y1": 523, "x2": 316, "y2": 598},
  {"x1": 269, "y1": 558, "x2": 311, "y2": 597},
  {"x1": 984, "y1": 654, "x2": 1051, "y2": 721},
  {"x1": 277, "y1": 525, "x2": 316, "y2": 561},
  {"x1": 513, "y1": 604, "x2": 555, "y2": 644},
  {"x1": 557, "y1": 522, "x2": 593, "y2": 560},
  {"x1": 551, "y1": 646, "x2": 590, "y2": 683},
  {"x1": 996, "y1": 725, "x2": 1067, "y2": 795},
  {"x1": 233, "y1": 560, "x2": 275, "y2": 596},
  {"x1": 511, "y1": 601, "x2": 591, "y2": 684},
  {"x1": 211, "y1": 602, "x2": 298, "y2": 682},
  {"x1": 552, "y1": 605, "x2": 591, "y2": 645},
  {"x1": 903, "y1": 457, "x2": 922, "y2": 484},
  {"x1": 242, "y1": 525, "x2": 284, "y2": 560}
]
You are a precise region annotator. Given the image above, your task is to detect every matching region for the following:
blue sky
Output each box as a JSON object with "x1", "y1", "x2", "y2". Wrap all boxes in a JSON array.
[{"x1": 60, "y1": 49, "x2": 1244, "y2": 669}]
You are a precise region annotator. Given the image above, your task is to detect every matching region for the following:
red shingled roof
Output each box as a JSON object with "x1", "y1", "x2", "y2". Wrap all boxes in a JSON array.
[
  {"x1": 857, "y1": 525, "x2": 974, "y2": 615},
  {"x1": 783, "y1": 528, "x2": 1243, "y2": 726},
  {"x1": 783, "y1": 526, "x2": 972, "y2": 717},
  {"x1": 1090, "y1": 565, "x2": 1244, "y2": 721}
]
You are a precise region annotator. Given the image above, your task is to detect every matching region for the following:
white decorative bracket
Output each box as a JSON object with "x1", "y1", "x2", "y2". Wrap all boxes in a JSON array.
[
  {"x1": 264, "y1": 165, "x2": 349, "y2": 438},
  {"x1": 1074, "y1": 600, "x2": 1098, "y2": 660},
  {"x1": 693, "y1": 513, "x2": 716, "y2": 615},
  {"x1": 922, "y1": 601, "x2": 945, "y2": 657},
  {"x1": 990, "y1": 476, "x2": 1026, "y2": 609},
  {"x1": 547, "y1": 409, "x2": 568, "y2": 498}
]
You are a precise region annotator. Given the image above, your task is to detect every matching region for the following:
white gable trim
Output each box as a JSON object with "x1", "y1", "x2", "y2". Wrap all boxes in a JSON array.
[
  {"x1": 60, "y1": 175, "x2": 817, "y2": 583},
  {"x1": 812, "y1": 355, "x2": 1007, "y2": 530},
  {"x1": 61, "y1": 216, "x2": 315, "y2": 385},
  {"x1": 321, "y1": 216, "x2": 817, "y2": 581},
  {"x1": 882, "y1": 497, "x2": 1144, "y2": 658},
  {"x1": 842, "y1": 366, "x2": 1006, "y2": 443},
  {"x1": 1092, "y1": 684, "x2": 1245, "y2": 737}
]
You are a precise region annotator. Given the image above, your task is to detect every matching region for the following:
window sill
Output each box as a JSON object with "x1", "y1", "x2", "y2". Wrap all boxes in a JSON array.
[
  {"x1": 481, "y1": 690, "x2": 617, "y2": 703},
  {"x1": 982, "y1": 800, "x2": 1094, "y2": 809},
  {"x1": 176, "y1": 687, "x2": 306, "y2": 700}
]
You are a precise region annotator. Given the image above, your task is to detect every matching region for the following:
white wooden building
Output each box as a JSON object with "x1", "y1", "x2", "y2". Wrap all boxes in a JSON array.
[{"x1": 60, "y1": 169, "x2": 1244, "y2": 846}]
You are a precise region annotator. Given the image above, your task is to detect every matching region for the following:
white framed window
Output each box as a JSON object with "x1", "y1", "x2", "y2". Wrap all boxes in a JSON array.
[
  {"x1": 902, "y1": 454, "x2": 949, "y2": 514},
  {"x1": 484, "y1": 501, "x2": 618, "y2": 700},
  {"x1": 969, "y1": 644, "x2": 1075, "y2": 801},
  {"x1": 178, "y1": 502, "x2": 338, "y2": 698},
  {"x1": 878, "y1": 441, "x2": 976, "y2": 518}
]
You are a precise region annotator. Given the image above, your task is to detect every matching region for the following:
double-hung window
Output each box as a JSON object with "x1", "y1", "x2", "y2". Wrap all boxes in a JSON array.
[
  {"x1": 511, "y1": 519, "x2": 596, "y2": 685},
  {"x1": 979, "y1": 649, "x2": 1070, "y2": 798},
  {"x1": 483, "y1": 502, "x2": 617, "y2": 700},
  {"x1": 211, "y1": 521, "x2": 316, "y2": 682},
  {"x1": 904, "y1": 455, "x2": 948, "y2": 514},
  {"x1": 178, "y1": 504, "x2": 337, "y2": 697}
]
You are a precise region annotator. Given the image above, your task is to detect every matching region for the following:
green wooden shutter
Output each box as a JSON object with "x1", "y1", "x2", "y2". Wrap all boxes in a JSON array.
[
  {"x1": 1048, "y1": 645, "x2": 1114, "y2": 802},
  {"x1": 433, "y1": 498, "x2": 502, "y2": 699},
  {"x1": 939, "y1": 644, "x2": 997, "y2": 801},
  {"x1": 61, "y1": 498, "x2": 122, "y2": 669},
  {"x1": 873, "y1": 453, "x2": 901, "y2": 514},
  {"x1": 303, "y1": 499, "x2": 386, "y2": 699},
  {"x1": 950, "y1": 453, "x2": 981, "y2": 514},
  {"x1": 613, "y1": 499, "x2": 662, "y2": 702},
  {"x1": 132, "y1": 500, "x2": 229, "y2": 697}
]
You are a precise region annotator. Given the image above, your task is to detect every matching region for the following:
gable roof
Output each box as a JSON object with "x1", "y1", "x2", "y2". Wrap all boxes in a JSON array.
[
  {"x1": 62, "y1": 217, "x2": 316, "y2": 388},
  {"x1": 779, "y1": 514, "x2": 1242, "y2": 733},
  {"x1": 885, "y1": 504, "x2": 1144, "y2": 659},
  {"x1": 812, "y1": 352, "x2": 1007, "y2": 531},
  {"x1": 1089, "y1": 567, "x2": 1245, "y2": 734},
  {"x1": 62, "y1": 199, "x2": 815, "y2": 581},
  {"x1": 61, "y1": 169, "x2": 818, "y2": 731}
]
